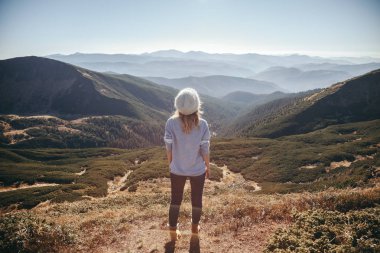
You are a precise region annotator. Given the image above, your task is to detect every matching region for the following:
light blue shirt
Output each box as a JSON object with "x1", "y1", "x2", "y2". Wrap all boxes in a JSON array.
[{"x1": 164, "y1": 116, "x2": 210, "y2": 176}]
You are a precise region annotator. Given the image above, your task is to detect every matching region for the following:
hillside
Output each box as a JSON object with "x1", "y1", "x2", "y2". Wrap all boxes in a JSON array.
[
  {"x1": 1, "y1": 119, "x2": 379, "y2": 252},
  {"x1": 1, "y1": 118, "x2": 379, "y2": 208},
  {"x1": 144, "y1": 75, "x2": 285, "y2": 97},
  {"x1": 0, "y1": 57, "x2": 240, "y2": 148},
  {"x1": 0, "y1": 56, "x2": 175, "y2": 121},
  {"x1": 224, "y1": 69, "x2": 380, "y2": 138}
]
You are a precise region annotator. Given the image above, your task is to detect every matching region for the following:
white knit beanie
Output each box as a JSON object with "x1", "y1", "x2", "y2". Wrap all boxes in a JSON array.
[{"x1": 174, "y1": 88, "x2": 201, "y2": 115}]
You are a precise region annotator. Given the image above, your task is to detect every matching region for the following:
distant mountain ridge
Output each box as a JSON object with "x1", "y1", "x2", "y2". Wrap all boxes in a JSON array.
[
  {"x1": 223, "y1": 69, "x2": 380, "y2": 137},
  {"x1": 253, "y1": 63, "x2": 380, "y2": 91},
  {"x1": 222, "y1": 91, "x2": 291, "y2": 108},
  {"x1": 47, "y1": 51, "x2": 372, "y2": 78},
  {"x1": 47, "y1": 51, "x2": 380, "y2": 92},
  {"x1": 144, "y1": 75, "x2": 286, "y2": 97}
]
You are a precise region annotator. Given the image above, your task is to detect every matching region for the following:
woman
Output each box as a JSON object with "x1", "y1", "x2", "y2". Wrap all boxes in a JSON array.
[{"x1": 164, "y1": 87, "x2": 211, "y2": 241}]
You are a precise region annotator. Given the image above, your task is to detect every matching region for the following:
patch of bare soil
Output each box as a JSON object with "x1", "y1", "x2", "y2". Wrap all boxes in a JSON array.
[
  {"x1": 210, "y1": 164, "x2": 261, "y2": 192},
  {"x1": 0, "y1": 182, "x2": 60, "y2": 192},
  {"x1": 57, "y1": 125, "x2": 81, "y2": 134},
  {"x1": 326, "y1": 154, "x2": 375, "y2": 172},
  {"x1": 107, "y1": 170, "x2": 133, "y2": 195},
  {"x1": 102, "y1": 219, "x2": 286, "y2": 253},
  {"x1": 75, "y1": 167, "x2": 87, "y2": 176},
  {"x1": 298, "y1": 164, "x2": 319, "y2": 170}
]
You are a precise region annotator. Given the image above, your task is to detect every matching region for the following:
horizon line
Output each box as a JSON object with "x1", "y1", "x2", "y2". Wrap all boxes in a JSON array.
[
  {"x1": 2, "y1": 49, "x2": 380, "y2": 61},
  {"x1": 45, "y1": 49, "x2": 380, "y2": 59}
]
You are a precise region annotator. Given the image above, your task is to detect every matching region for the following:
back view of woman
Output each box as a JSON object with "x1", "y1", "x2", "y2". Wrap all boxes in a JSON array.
[{"x1": 164, "y1": 88, "x2": 211, "y2": 241}]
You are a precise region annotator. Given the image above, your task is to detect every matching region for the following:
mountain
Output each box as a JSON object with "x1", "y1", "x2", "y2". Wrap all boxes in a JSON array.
[
  {"x1": 48, "y1": 53, "x2": 255, "y2": 78},
  {"x1": 253, "y1": 63, "x2": 380, "y2": 92},
  {"x1": 223, "y1": 69, "x2": 380, "y2": 137},
  {"x1": 144, "y1": 75, "x2": 286, "y2": 97},
  {"x1": 47, "y1": 51, "x2": 355, "y2": 78},
  {"x1": 294, "y1": 62, "x2": 380, "y2": 76},
  {"x1": 252, "y1": 66, "x2": 351, "y2": 92},
  {"x1": 0, "y1": 56, "x2": 177, "y2": 148},
  {"x1": 0, "y1": 57, "x2": 240, "y2": 148},
  {"x1": 0, "y1": 56, "x2": 176, "y2": 121},
  {"x1": 139, "y1": 51, "x2": 352, "y2": 69}
]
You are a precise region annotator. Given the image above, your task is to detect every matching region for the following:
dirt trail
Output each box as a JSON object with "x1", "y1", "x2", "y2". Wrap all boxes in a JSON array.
[
  {"x1": 0, "y1": 182, "x2": 60, "y2": 192},
  {"x1": 101, "y1": 219, "x2": 283, "y2": 253},
  {"x1": 75, "y1": 167, "x2": 87, "y2": 176},
  {"x1": 107, "y1": 170, "x2": 133, "y2": 195},
  {"x1": 211, "y1": 163, "x2": 261, "y2": 192}
]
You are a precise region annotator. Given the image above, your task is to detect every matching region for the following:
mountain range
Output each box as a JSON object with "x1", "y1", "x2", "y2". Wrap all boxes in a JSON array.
[
  {"x1": 144, "y1": 75, "x2": 286, "y2": 97},
  {"x1": 0, "y1": 57, "x2": 241, "y2": 148},
  {"x1": 1, "y1": 56, "x2": 379, "y2": 149},
  {"x1": 252, "y1": 63, "x2": 380, "y2": 91},
  {"x1": 47, "y1": 51, "x2": 380, "y2": 92}
]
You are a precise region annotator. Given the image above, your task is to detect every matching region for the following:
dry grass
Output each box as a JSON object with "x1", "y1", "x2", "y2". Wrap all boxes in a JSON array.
[{"x1": 16, "y1": 165, "x2": 379, "y2": 253}]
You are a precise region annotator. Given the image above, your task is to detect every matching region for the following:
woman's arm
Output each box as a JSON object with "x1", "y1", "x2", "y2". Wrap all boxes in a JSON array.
[
  {"x1": 166, "y1": 150, "x2": 172, "y2": 167},
  {"x1": 202, "y1": 153, "x2": 210, "y2": 179},
  {"x1": 164, "y1": 119, "x2": 173, "y2": 169},
  {"x1": 200, "y1": 121, "x2": 211, "y2": 179}
]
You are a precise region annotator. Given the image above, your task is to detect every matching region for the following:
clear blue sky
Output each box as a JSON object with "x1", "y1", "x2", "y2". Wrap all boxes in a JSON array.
[{"x1": 0, "y1": 0, "x2": 379, "y2": 59}]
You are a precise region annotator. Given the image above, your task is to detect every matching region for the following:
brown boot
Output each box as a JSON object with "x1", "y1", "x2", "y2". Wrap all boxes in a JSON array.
[
  {"x1": 191, "y1": 223, "x2": 200, "y2": 235},
  {"x1": 168, "y1": 224, "x2": 181, "y2": 241}
]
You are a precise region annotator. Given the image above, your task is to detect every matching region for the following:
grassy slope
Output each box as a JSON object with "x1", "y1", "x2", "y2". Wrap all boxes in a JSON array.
[
  {"x1": 214, "y1": 119, "x2": 380, "y2": 193},
  {"x1": 1, "y1": 119, "x2": 379, "y2": 208}
]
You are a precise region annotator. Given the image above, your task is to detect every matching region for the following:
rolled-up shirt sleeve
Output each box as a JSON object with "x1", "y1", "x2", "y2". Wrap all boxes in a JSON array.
[
  {"x1": 164, "y1": 119, "x2": 173, "y2": 151},
  {"x1": 200, "y1": 122, "x2": 210, "y2": 155}
]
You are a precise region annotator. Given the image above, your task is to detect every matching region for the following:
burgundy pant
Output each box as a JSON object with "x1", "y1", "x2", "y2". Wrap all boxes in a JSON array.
[{"x1": 169, "y1": 172, "x2": 206, "y2": 227}]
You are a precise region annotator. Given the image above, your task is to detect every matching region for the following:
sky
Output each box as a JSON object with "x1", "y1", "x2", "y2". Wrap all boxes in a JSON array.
[{"x1": 0, "y1": 0, "x2": 379, "y2": 59}]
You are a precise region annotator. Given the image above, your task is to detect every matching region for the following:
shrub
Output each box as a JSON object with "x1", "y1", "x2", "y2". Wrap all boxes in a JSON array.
[
  {"x1": 0, "y1": 211, "x2": 76, "y2": 253},
  {"x1": 265, "y1": 208, "x2": 380, "y2": 252},
  {"x1": 209, "y1": 164, "x2": 223, "y2": 182}
]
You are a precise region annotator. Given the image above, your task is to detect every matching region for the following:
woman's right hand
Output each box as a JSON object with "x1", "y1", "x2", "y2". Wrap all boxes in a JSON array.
[{"x1": 205, "y1": 167, "x2": 210, "y2": 179}]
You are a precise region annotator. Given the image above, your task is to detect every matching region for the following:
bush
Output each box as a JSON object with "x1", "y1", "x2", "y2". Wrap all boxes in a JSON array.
[
  {"x1": 0, "y1": 211, "x2": 76, "y2": 253},
  {"x1": 265, "y1": 208, "x2": 380, "y2": 252},
  {"x1": 209, "y1": 164, "x2": 223, "y2": 182}
]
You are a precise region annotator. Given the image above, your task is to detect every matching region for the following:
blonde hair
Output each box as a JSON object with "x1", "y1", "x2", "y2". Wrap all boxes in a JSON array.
[{"x1": 173, "y1": 110, "x2": 202, "y2": 134}]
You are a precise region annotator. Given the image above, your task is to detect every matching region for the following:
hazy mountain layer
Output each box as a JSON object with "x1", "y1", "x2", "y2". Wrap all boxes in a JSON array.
[
  {"x1": 48, "y1": 51, "x2": 354, "y2": 75},
  {"x1": 253, "y1": 63, "x2": 380, "y2": 91},
  {"x1": 144, "y1": 75, "x2": 285, "y2": 97},
  {"x1": 222, "y1": 91, "x2": 290, "y2": 107}
]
